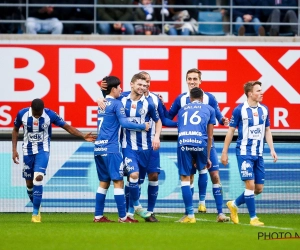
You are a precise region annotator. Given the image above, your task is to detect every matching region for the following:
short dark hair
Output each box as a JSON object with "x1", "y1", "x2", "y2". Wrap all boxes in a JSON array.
[
  {"x1": 190, "y1": 87, "x2": 203, "y2": 100},
  {"x1": 103, "y1": 76, "x2": 121, "y2": 95},
  {"x1": 31, "y1": 99, "x2": 44, "y2": 112},
  {"x1": 244, "y1": 81, "x2": 262, "y2": 97}
]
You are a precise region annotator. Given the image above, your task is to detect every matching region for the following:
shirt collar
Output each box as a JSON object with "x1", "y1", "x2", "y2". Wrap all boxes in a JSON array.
[{"x1": 125, "y1": 94, "x2": 146, "y2": 102}]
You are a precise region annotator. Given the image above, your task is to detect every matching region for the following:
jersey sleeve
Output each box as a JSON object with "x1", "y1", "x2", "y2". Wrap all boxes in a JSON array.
[
  {"x1": 13, "y1": 111, "x2": 23, "y2": 128},
  {"x1": 115, "y1": 101, "x2": 146, "y2": 130},
  {"x1": 158, "y1": 100, "x2": 177, "y2": 127},
  {"x1": 265, "y1": 106, "x2": 270, "y2": 128},
  {"x1": 208, "y1": 93, "x2": 223, "y2": 124},
  {"x1": 148, "y1": 103, "x2": 160, "y2": 123},
  {"x1": 48, "y1": 109, "x2": 66, "y2": 127},
  {"x1": 229, "y1": 106, "x2": 241, "y2": 128},
  {"x1": 208, "y1": 107, "x2": 216, "y2": 125}
]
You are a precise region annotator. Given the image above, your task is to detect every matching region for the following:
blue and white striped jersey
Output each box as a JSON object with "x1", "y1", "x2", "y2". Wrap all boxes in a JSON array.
[
  {"x1": 13, "y1": 108, "x2": 66, "y2": 155},
  {"x1": 94, "y1": 96, "x2": 146, "y2": 154},
  {"x1": 165, "y1": 91, "x2": 223, "y2": 124},
  {"x1": 229, "y1": 101, "x2": 270, "y2": 156},
  {"x1": 120, "y1": 94, "x2": 159, "y2": 150},
  {"x1": 178, "y1": 101, "x2": 216, "y2": 148}
]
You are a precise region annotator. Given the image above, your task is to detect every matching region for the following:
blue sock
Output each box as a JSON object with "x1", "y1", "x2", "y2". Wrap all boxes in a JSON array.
[
  {"x1": 32, "y1": 184, "x2": 43, "y2": 215},
  {"x1": 235, "y1": 192, "x2": 246, "y2": 206},
  {"x1": 198, "y1": 171, "x2": 208, "y2": 202},
  {"x1": 181, "y1": 181, "x2": 194, "y2": 215},
  {"x1": 125, "y1": 184, "x2": 130, "y2": 212},
  {"x1": 95, "y1": 187, "x2": 107, "y2": 217},
  {"x1": 148, "y1": 181, "x2": 158, "y2": 212},
  {"x1": 213, "y1": 184, "x2": 223, "y2": 214},
  {"x1": 244, "y1": 189, "x2": 256, "y2": 218},
  {"x1": 190, "y1": 184, "x2": 194, "y2": 197},
  {"x1": 27, "y1": 187, "x2": 33, "y2": 202},
  {"x1": 128, "y1": 195, "x2": 135, "y2": 214},
  {"x1": 114, "y1": 188, "x2": 126, "y2": 218},
  {"x1": 129, "y1": 178, "x2": 140, "y2": 207}
]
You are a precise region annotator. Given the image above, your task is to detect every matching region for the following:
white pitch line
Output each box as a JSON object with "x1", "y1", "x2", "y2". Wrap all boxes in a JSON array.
[{"x1": 157, "y1": 215, "x2": 295, "y2": 231}]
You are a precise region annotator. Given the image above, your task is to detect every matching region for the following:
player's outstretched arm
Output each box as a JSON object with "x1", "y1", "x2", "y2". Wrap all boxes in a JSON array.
[
  {"x1": 221, "y1": 127, "x2": 235, "y2": 166},
  {"x1": 157, "y1": 100, "x2": 177, "y2": 127},
  {"x1": 206, "y1": 123, "x2": 214, "y2": 169},
  {"x1": 265, "y1": 127, "x2": 278, "y2": 163},
  {"x1": 119, "y1": 117, "x2": 149, "y2": 131},
  {"x1": 62, "y1": 124, "x2": 96, "y2": 142},
  {"x1": 12, "y1": 126, "x2": 20, "y2": 164}
]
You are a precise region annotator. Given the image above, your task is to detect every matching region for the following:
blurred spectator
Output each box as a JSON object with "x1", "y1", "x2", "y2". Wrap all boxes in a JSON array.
[
  {"x1": 164, "y1": 0, "x2": 198, "y2": 35},
  {"x1": 97, "y1": 0, "x2": 134, "y2": 35},
  {"x1": 261, "y1": 0, "x2": 298, "y2": 36},
  {"x1": 233, "y1": 0, "x2": 265, "y2": 36},
  {"x1": 60, "y1": 0, "x2": 94, "y2": 34},
  {"x1": 26, "y1": 0, "x2": 63, "y2": 34},
  {"x1": 134, "y1": 0, "x2": 161, "y2": 35},
  {"x1": 0, "y1": 0, "x2": 24, "y2": 34},
  {"x1": 154, "y1": 0, "x2": 174, "y2": 33}
]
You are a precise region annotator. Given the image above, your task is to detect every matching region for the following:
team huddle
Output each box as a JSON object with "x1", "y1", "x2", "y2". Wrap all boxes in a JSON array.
[{"x1": 12, "y1": 68, "x2": 277, "y2": 225}]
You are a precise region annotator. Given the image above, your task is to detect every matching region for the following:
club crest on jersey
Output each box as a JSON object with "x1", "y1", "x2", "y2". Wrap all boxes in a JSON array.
[
  {"x1": 131, "y1": 104, "x2": 136, "y2": 109},
  {"x1": 42, "y1": 123, "x2": 48, "y2": 129},
  {"x1": 33, "y1": 120, "x2": 38, "y2": 126},
  {"x1": 138, "y1": 109, "x2": 145, "y2": 115},
  {"x1": 253, "y1": 112, "x2": 258, "y2": 116}
]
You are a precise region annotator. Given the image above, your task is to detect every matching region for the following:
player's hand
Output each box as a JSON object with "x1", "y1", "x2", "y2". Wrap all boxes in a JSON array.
[
  {"x1": 97, "y1": 98, "x2": 107, "y2": 110},
  {"x1": 144, "y1": 122, "x2": 150, "y2": 131},
  {"x1": 152, "y1": 137, "x2": 160, "y2": 151},
  {"x1": 221, "y1": 152, "x2": 228, "y2": 166},
  {"x1": 113, "y1": 23, "x2": 122, "y2": 30},
  {"x1": 83, "y1": 132, "x2": 97, "y2": 142},
  {"x1": 12, "y1": 151, "x2": 19, "y2": 164},
  {"x1": 206, "y1": 159, "x2": 212, "y2": 169},
  {"x1": 100, "y1": 79, "x2": 107, "y2": 90},
  {"x1": 243, "y1": 14, "x2": 252, "y2": 22},
  {"x1": 222, "y1": 117, "x2": 229, "y2": 126},
  {"x1": 271, "y1": 150, "x2": 278, "y2": 163},
  {"x1": 158, "y1": 94, "x2": 164, "y2": 105}
]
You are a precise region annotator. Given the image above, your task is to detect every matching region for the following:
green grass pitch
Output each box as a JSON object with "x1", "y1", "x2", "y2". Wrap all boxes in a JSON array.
[{"x1": 0, "y1": 213, "x2": 299, "y2": 250}]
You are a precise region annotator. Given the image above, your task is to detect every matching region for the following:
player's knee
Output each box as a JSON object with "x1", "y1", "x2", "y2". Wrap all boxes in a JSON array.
[
  {"x1": 130, "y1": 172, "x2": 139, "y2": 180},
  {"x1": 190, "y1": 174, "x2": 194, "y2": 184},
  {"x1": 33, "y1": 172, "x2": 44, "y2": 185},
  {"x1": 26, "y1": 180, "x2": 33, "y2": 189},
  {"x1": 255, "y1": 187, "x2": 263, "y2": 195},
  {"x1": 210, "y1": 172, "x2": 220, "y2": 184},
  {"x1": 148, "y1": 172, "x2": 158, "y2": 181}
]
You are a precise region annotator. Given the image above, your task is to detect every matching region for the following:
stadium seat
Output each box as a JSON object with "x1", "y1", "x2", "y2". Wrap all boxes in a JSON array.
[
  {"x1": 198, "y1": 11, "x2": 225, "y2": 36},
  {"x1": 267, "y1": 32, "x2": 294, "y2": 36}
]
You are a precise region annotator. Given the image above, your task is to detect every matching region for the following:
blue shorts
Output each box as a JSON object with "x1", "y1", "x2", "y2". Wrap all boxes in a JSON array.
[
  {"x1": 23, "y1": 151, "x2": 49, "y2": 180},
  {"x1": 237, "y1": 155, "x2": 265, "y2": 184},
  {"x1": 177, "y1": 146, "x2": 208, "y2": 176},
  {"x1": 94, "y1": 153, "x2": 124, "y2": 182},
  {"x1": 122, "y1": 148, "x2": 152, "y2": 177},
  {"x1": 139, "y1": 149, "x2": 161, "y2": 184},
  {"x1": 191, "y1": 146, "x2": 219, "y2": 175}
]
